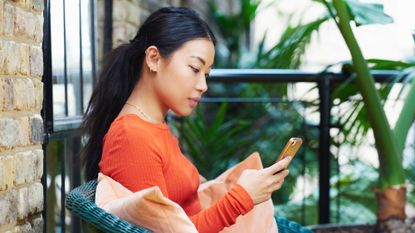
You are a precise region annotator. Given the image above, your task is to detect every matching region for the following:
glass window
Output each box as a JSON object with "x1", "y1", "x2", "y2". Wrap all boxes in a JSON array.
[
  {"x1": 65, "y1": 0, "x2": 82, "y2": 117},
  {"x1": 50, "y1": 0, "x2": 66, "y2": 118},
  {"x1": 45, "y1": 1, "x2": 96, "y2": 232},
  {"x1": 81, "y1": 0, "x2": 94, "y2": 112},
  {"x1": 50, "y1": 0, "x2": 96, "y2": 130}
]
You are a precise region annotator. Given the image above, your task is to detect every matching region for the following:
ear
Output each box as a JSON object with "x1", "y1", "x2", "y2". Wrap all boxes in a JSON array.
[{"x1": 144, "y1": 45, "x2": 160, "y2": 73}]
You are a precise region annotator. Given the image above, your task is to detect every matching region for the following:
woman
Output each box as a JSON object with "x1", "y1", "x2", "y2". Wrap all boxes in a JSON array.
[{"x1": 82, "y1": 6, "x2": 290, "y2": 233}]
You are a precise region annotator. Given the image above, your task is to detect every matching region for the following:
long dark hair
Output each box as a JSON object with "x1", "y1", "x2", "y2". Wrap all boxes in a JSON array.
[{"x1": 81, "y1": 7, "x2": 216, "y2": 181}]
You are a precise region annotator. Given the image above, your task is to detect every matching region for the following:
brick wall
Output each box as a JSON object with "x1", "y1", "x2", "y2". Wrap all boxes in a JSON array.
[
  {"x1": 96, "y1": 0, "x2": 208, "y2": 66},
  {"x1": 0, "y1": 0, "x2": 44, "y2": 232},
  {"x1": 112, "y1": 0, "x2": 182, "y2": 48}
]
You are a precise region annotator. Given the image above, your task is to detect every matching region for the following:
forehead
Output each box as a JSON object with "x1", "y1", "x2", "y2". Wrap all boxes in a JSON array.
[{"x1": 171, "y1": 39, "x2": 215, "y2": 65}]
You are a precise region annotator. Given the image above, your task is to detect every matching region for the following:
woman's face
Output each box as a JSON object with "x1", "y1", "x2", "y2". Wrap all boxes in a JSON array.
[{"x1": 154, "y1": 38, "x2": 215, "y2": 116}]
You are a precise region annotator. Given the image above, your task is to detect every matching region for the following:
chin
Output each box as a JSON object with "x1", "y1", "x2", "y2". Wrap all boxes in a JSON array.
[{"x1": 171, "y1": 108, "x2": 193, "y2": 117}]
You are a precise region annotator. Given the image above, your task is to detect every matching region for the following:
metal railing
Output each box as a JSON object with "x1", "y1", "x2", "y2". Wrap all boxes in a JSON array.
[
  {"x1": 207, "y1": 68, "x2": 403, "y2": 224},
  {"x1": 42, "y1": 64, "x2": 409, "y2": 232}
]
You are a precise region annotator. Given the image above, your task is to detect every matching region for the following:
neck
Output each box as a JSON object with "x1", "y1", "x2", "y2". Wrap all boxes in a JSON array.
[{"x1": 126, "y1": 77, "x2": 167, "y2": 123}]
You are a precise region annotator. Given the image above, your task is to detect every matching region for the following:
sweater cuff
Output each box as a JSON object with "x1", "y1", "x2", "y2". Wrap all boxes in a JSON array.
[{"x1": 229, "y1": 184, "x2": 254, "y2": 214}]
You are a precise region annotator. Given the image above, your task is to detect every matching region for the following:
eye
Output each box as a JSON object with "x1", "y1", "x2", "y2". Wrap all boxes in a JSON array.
[{"x1": 189, "y1": 65, "x2": 200, "y2": 74}]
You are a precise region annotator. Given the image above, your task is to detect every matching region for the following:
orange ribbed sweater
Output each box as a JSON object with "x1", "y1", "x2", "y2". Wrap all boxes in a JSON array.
[{"x1": 99, "y1": 114, "x2": 254, "y2": 233}]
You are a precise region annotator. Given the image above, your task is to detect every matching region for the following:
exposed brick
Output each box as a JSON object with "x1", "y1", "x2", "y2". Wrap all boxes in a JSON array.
[
  {"x1": 4, "y1": 41, "x2": 20, "y2": 75},
  {"x1": 32, "y1": 14, "x2": 43, "y2": 44},
  {"x1": 31, "y1": 215, "x2": 43, "y2": 233},
  {"x1": 115, "y1": 1, "x2": 141, "y2": 26},
  {"x1": 14, "y1": 5, "x2": 43, "y2": 43},
  {"x1": 0, "y1": 79, "x2": 4, "y2": 111},
  {"x1": 139, "y1": 10, "x2": 150, "y2": 27},
  {"x1": 18, "y1": 117, "x2": 30, "y2": 146},
  {"x1": 138, "y1": 0, "x2": 162, "y2": 11},
  {"x1": 112, "y1": 22, "x2": 137, "y2": 48},
  {"x1": 0, "y1": 189, "x2": 18, "y2": 225},
  {"x1": 1, "y1": 0, "x2": 45, "y2": 232},
  {"x1": 127, "y1": 2, "x2": 140, "y2": 25},
  {"x1": 0, "y1": 0, "x2": 4, "y2": 36},
  {"x1": 0, "y1": 41, "x2": 5, "y2": 74},
  {"x1": 31, "y1": 0, "x2": 43, "y2": 12},
  {"x1": 3, "y1": 78, "x2": 14, "y2": 110},
  {"x1": 28, "y1": 182, "x2": 43, "y2": 213},
  {"x1": 4, "y1": 2, "x2": 14, "y2": 37},
  {"x1": 19, "y1": 44, "x2": 30, "y2": 75},
  {"x1": 13, "y1": 0, "x2": 30, "y2": 9},
  {"x1": 0, "y1": 118, "x2": 20, "y2": 149},
  {"x1": 130, "y1": 0, "x2": 140, "y2": 6},
  {"x1": 125, "y1": 23, "x2": 137, "y2": 41},
  {"x1": 33, "y1": 79, "x2": 43, "y2": 110},
  {"x1": 29, "y1": 46, "x2": 43, "y2": 77},
  {"x1": 14, "y1": 6, "x2": 28, "y2": 38},
  {"x1": 0, "y1": 155, "x2": 16, "y2": 191},
  {"x1": 8, "y1": 222, "x2": 32, "y2": 233},
  {"x1": 30, "y1": 115, "x2": 43, "y2": 144},
  {"x1": 14, "y1": 151, "x2": 35, "y2": 185},
  {"x1": 112, "y1": 22, "x2": 128, "y2": 47},
  {"x1": 14, "y1": 79, "x2": 35, "y2": 110},
  {"x1": 113, "y1": 0, "x2": 128, "y2": 22},
  {"x1": 33, "y1": 149, "x2": 43, "y2": 179},
  {"x1": 17, "y1": 186, "x2": 29, "y2": 220}
]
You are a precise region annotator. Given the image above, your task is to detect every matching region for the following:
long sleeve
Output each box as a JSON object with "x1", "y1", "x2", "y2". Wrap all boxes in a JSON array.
[
  {"x1": 99, "y1": 119, "x2": 170, "y2": 196},
  {"x1": 190, "y1": 184, "x2": 254, "y2": 233},
  {"x1": 99, "y1": 115, "x2": 255, "y2": 233}
]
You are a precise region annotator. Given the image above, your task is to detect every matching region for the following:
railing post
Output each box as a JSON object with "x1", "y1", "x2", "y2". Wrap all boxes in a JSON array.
[
  {"x1": 318, "y1": 75, "x2": 331, "y2": 224},
  {"x1": 41, "y1": 1, "x2": 52, "y2": 232},
  {"x1": 103, "y1": 0, "x2": 113, "y2": 56}
]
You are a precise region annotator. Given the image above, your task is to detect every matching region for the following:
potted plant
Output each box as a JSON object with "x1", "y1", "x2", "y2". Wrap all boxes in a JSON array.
[{"x1": 320, "y1": 0, "x2": 415, "y2": 231}]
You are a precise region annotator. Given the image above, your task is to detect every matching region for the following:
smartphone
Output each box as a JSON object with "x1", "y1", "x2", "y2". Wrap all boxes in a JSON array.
[{"x1": 276, "y1": 137, "x2": 303, "y2": 166}]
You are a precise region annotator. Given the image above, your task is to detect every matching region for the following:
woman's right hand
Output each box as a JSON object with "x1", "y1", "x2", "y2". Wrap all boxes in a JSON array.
[{"x1": 236, "y1": 156, "x2": 291, "y2": 205}]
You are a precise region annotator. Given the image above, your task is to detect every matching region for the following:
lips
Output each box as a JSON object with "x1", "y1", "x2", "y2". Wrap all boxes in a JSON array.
[{"x1": 188, "y1": 97, "x2": 200, "y2": 108}]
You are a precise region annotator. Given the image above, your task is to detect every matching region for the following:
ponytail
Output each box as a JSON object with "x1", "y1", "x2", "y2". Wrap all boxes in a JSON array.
[
  {"x1": 81, "y1": 6, "x2": 216, "y2": 181},
  {"x1": 81, "y1": 41, "x2": 145, "y2": 180}
]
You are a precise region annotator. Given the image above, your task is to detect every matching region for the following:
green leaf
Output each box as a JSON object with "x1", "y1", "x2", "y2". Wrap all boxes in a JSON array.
[
  {"x1": 345, "y1": 0, "x2": 393, "y2": 26},
  {"x1": 255, "y1": 17, "x2": 328, "y2": 69},
  {"x1": 367, "y1": 59, "x2": 415, "y2": 70}
]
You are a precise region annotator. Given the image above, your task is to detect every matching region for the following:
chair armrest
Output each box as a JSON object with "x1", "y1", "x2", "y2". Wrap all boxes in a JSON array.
[
  {"x1": 275, "y1": 216, "x2": 315, "y2": 233},
  {"x1": 66, "y1": 180, "x2": 152, "y2": 233}
]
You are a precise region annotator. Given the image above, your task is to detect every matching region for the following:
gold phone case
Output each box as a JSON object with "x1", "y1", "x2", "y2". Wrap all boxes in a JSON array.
[{"x1": 276, "y1": 137, "x2": 303, "y2": 163}]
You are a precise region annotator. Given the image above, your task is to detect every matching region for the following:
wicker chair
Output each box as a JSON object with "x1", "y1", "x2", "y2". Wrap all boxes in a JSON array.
[{"x1": 66, "y1": 180, "x2": 314, "y2": 233}]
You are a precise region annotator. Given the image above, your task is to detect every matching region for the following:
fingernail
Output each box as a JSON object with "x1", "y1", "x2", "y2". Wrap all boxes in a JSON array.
[{"x1": 286, "y1": 169, "x2": 290, "y2": 175}]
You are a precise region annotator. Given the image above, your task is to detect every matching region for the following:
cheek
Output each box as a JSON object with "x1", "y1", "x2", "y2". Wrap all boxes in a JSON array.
[
  {"x1": 167, "y1": 65, "x2": 194, "y2": 88},
  {"x1": 155, "y1": 69, "x2": 193, "y2": 104}
]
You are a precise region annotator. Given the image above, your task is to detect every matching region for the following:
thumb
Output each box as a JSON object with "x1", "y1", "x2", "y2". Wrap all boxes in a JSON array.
[{"x1": 264, "y1": 157, "x2": 291, "y2": 175}]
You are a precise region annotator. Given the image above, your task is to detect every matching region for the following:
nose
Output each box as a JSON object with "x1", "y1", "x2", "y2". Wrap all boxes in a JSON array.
[{"x1": 195, "y1": 75, "x2": 208, "y2": 93}]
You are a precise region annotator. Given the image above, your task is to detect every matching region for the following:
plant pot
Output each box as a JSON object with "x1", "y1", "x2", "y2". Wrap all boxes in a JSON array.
[
  {"x1": 375, "y1": 186, "x2": 406, "y2": 221},
  {"x1": 310, "y1": 223, "x2": 375, "y2": 233}
]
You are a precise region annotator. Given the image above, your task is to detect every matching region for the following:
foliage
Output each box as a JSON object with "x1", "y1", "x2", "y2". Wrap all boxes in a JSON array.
[
  {"x1": 253, "y1": 17, "x2": 328, "y2": 69},
  {"x1": 177, "y1": 0, "x2": 415, "y2": 225},
  {"x1": 173, "y1": 103, "x2": 253, "y2": 179},
  {"x1": 325, "y1": 0, "x2": 415, "y2": 189},
  {"x1": 208, "y1": 0, "x2": 262, "y2": 68},
  {"x1": 331, "y1": 59, "x2": 415, "y2": 149},
  {"x1": 173, "y1": 100, "x2": 321, "y2": 206}
]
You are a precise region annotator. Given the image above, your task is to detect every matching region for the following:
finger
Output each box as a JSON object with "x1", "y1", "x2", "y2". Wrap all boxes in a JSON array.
[
  {"x1": 264, "y1": 157, "x2": 291, "y2": 175},
  {"x1": 273, "y1": 181, "x2": 283, "y2": 190},
  {"x1": 272, "y1": 171, "x2": 288, "y2": 190},
  {"x1": 272, "y1": 169, "x2": 289, "y2": 182}
]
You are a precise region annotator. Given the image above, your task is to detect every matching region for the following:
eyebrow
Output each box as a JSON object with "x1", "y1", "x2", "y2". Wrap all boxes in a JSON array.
[
  {"x1": 191, "y1": 55, "x2": 214, "y2": 68},
  {"x1": 190, "y1": 55, "x2": 206, "y2": 65}
]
